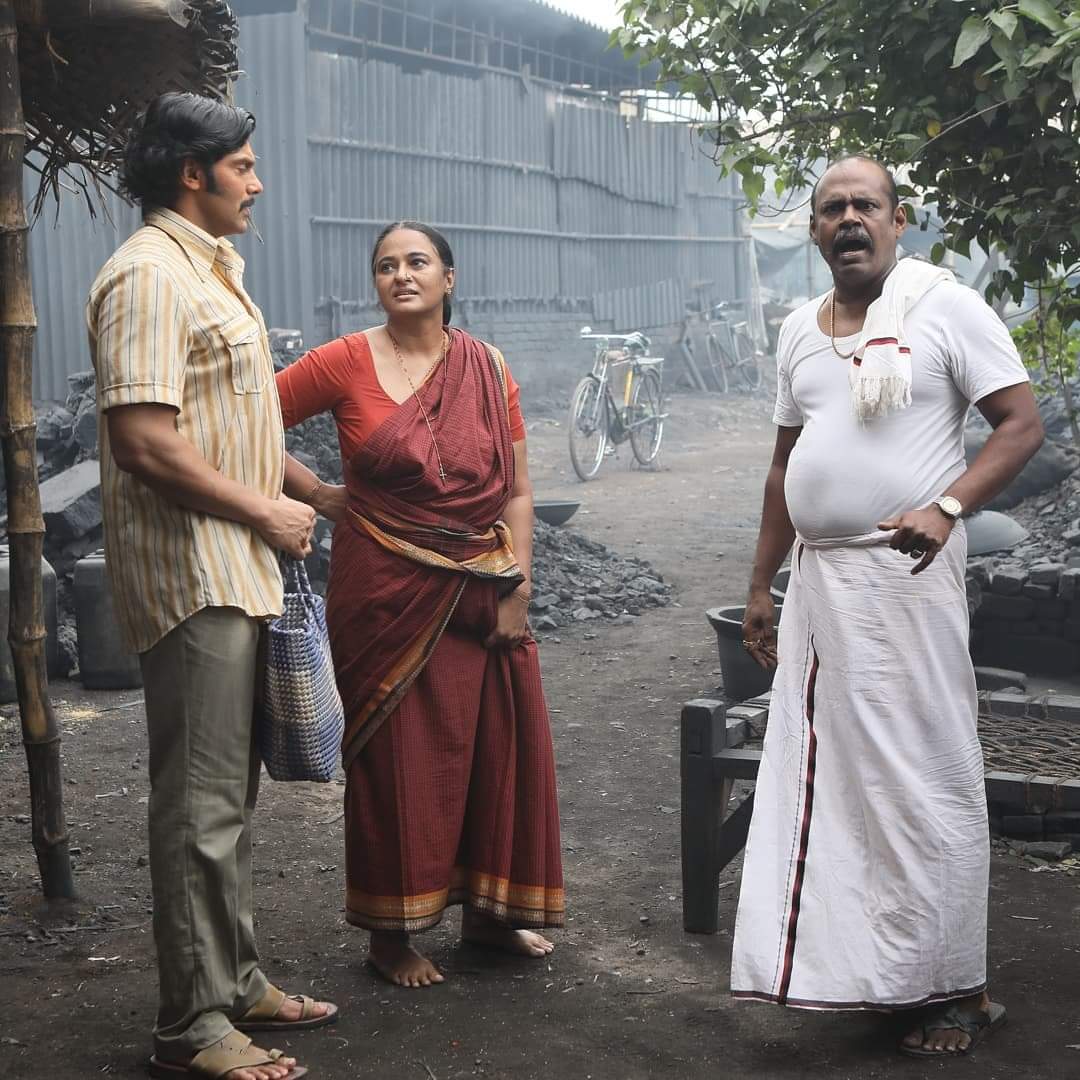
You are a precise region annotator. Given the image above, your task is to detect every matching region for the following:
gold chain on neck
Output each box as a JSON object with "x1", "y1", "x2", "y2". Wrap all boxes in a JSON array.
[
  {"x1": 828, "y1": 290, "x2": 859, "y2": 360},
  {"x1": 386, "y1": 328, "x2": 450, "y2": 483}
]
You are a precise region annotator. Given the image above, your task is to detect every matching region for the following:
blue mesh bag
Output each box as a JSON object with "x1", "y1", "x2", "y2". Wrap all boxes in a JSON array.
[{"x1": 258, "y1": 558, "x2": 344, "y2": 781}]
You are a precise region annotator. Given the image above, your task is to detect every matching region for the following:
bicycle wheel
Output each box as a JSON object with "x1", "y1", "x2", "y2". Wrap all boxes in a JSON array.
[
  {"x1": 629, "y1": 370, "x2": 664, "y2": 466},
  {"x1": 733, "y1": 327, "x2": 763, "y2": 391},
  {"x1": 568, "y1": 376, "x2": 608, "y2": 481},
  {"x1": 705, "y1": 333, "x2": 730, "y2": 393}
]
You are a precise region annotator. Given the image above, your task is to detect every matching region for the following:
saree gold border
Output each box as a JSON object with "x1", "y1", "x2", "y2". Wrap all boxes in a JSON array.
[
  {"x1": 346, "y1": 871, "x2": 566, "y2": 932},
  {"x1": 351, "y1": 509, "x2": 521, "y2": 581},
  {"x1": 341, "y1": 578, "x2": 465, "y2": 768}
]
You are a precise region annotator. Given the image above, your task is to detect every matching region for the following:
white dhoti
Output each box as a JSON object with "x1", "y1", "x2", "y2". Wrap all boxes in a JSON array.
[{"x1": 730, "y1": 525, "x2": 988, "y2": 1010}]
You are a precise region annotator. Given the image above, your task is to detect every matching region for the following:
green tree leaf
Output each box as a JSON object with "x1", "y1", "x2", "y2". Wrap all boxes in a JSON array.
[
  {"x1": 1018, "y1": 0, "x2": 1067, "y2": 33},
  {"x1": 989, "y1": 9, "x2": 1019, "y2": 39},
  {"x1": 930, "y1": 242, "x2": 947, "y2": 264},
  {"x1": 953, "y1": 16, "x2": 992, "y2": 67},
  {"x1": 1073, "y1": 55, "x2": 1080, "y2": 101}
]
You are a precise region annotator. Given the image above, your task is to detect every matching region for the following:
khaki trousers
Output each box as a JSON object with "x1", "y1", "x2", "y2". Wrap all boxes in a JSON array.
[{"x1": 139, "y1": 606, "x2": 269, "y2": 1060}]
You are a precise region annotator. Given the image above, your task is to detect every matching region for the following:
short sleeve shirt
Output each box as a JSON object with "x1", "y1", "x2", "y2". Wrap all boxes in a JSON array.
[
  {"x1": 773, "y1": 280, "x2": 1029, "y2": 543},
  {"x1": 86, "y1": 208, "x2": 285, "y2": 652}
]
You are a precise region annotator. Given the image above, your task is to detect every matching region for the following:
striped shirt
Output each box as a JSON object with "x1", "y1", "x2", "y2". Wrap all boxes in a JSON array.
[{"x1": 86, "y1": 208, "x2": 284, "y2": 653}]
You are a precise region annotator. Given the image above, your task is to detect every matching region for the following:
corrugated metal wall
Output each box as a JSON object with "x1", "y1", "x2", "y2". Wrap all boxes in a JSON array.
[
  {"x1": 26, "y1": 178, "x2": 140, "y2": 401},
  {"x1": 25, "y1": 9, "x2": 751, "y2": 400}
]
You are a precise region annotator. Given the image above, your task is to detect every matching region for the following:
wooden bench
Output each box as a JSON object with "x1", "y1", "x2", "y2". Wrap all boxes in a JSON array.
[{"x1": 680, "y1": 695, "x2": 1080, "y2": 935}]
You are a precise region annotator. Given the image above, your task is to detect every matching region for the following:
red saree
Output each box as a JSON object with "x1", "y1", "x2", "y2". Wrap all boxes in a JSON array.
[{"x1": 327, "y1": 329, "x2": 564, "y2": 931}]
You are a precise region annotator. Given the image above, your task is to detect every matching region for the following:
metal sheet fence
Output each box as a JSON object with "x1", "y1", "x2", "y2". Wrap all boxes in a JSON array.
[
  {"x1": 307, "y1": 50, "x2": 751, "y2": 323},
  {"x1": 26, "y1": 12, "x2": 752, "y2": 400}
]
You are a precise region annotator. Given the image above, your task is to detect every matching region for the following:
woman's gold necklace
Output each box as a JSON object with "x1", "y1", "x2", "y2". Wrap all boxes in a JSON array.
[
  {"x1": 386, "y1": 328, "x2": 450, "y2": 482},
  {"x1": 828, "y1": 291, "x2": 858, "y2": 360}
]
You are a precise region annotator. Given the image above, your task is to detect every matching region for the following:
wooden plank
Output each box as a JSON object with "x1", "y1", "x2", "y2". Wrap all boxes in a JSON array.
[
  {"x1": 716, "y1": 791, "x2": 755, "y2": 874},
  {"x1": 681, "y1": 699, "x2": 727, "y2": 933},
  {"x1": 711, "y1": 748, "x2": 762, "y2": 781}
]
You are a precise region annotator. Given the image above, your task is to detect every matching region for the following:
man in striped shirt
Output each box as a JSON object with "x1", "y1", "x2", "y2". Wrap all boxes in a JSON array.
[{"x1": 87, "y1": 93, "x2": 337, "y2": 1080}]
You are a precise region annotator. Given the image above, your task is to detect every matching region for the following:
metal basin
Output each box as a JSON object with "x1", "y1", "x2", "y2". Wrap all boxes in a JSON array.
[
  {"x1": 706, "y1": 603, "x2": 783, "y2": 703},
  {"x1": 534, "y1": 500, "x2": 581, "y2": 526}
]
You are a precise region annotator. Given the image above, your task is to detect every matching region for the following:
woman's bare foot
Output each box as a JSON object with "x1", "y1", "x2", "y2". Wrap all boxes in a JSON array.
[
  {"x1": 368, "y1": 930, "x2": 444, "y2": 988},
  {"x1": 901, "y1": 991, "x2": 991, "y2": 1054},
  {"x1": 461, "y1": 909, "x2": 555, "y2": 957}
]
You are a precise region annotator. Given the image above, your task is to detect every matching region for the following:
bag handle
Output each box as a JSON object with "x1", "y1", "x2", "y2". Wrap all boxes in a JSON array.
[{"x1": 279, "y1": 554, "x2": 313, "y2": 596}]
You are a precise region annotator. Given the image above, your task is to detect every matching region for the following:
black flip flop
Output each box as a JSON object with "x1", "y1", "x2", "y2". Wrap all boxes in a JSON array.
[{"x1": 899, "y1": 1001, "x2": 1007, "y2": 1058}]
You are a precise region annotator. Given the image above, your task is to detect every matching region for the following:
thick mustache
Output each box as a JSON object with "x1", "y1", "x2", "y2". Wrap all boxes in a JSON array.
[{"x1": 833, "y1": 231, "x2": 871, "y2": 252}]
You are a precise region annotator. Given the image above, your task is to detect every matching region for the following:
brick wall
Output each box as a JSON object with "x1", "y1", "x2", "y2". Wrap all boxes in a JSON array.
[{"x1": 969, "y1": 560, "x2": 1080, "y2": 674}]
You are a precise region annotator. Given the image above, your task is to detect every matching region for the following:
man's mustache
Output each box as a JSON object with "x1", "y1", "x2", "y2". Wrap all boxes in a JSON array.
[{"x1": 833, "y1": 230, "x2": 872, "y2": 252}]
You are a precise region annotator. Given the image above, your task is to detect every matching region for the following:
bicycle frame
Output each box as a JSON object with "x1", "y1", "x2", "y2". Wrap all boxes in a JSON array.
[{"x1": 579, "y1": 334, "x2": 666, "y2": 440}]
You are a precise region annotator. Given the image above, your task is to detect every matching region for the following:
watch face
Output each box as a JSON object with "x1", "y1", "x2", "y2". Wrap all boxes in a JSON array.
[{"x1": 939, "y1": 496, "x2": 962, "y2": 517}]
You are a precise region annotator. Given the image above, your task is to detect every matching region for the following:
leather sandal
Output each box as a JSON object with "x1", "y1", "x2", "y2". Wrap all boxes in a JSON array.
[
  {"x1": 148, "y1": 1029, "x2": 308, "y2": 1078},
  {"x1": 899, "y1": 1000, "x2": 1007, "y2": 1057},
  {"x1": 235, "y1": 983, "x2": 338, "y2": 1033}
]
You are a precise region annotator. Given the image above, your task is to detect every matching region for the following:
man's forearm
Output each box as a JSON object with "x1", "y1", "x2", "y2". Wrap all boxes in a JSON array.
[
  {"x1": 117, "y1": 426, "x2": 272, "y2": 532},
  {"x1": 748, "y1": 464, "x2": 796, "y2": 594},
  {"x1": 943, "y1": 413, "x2": 1044, "y2": 513}
]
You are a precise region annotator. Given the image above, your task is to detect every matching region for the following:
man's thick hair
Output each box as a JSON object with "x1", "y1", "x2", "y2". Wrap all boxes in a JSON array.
[
  {"x1": 810, "y1": 155, "x2": 899, "y2": 216},
  {"x1": 121, "y1": 92, "x2": 256, "y2": 210}
]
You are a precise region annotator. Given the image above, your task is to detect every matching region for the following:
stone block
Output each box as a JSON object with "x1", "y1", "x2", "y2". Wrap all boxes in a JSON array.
[
  {"x1": 986, "y1": 691, "x2": 1032, "y2": 717},
  {"x1": 978, "y1": 594, "x2": 1036, "y2": 620},
  {"x1": 39, "y1": 460, "x2": 101, "y2": 543},
  {"x1": 1057, "y1": 780, "x2": 1080, "y2": 810},
  {"x1": 1001, "y1": 814, "x2": 1044, "y2": 838},
  {"x1": 974, "y1": 666, "x2": 1027, "y2": 691},
  {"x1": 1066, "y1": 519, "x2": 1080, "y2": 547},
  {"x1": 1028, "y1": 562, "x2": 1065, "y2": 586},
  {"x1": 1020, "y1": 840, "x2": 1072, "y2": 860},
  {"x1": 1013, "y1": 620, "x2": 1041, "y2": 637},
  {"x1": 985, "y1": 772, "x2": 1030, "y2": 809},
  {"x1": 1059, "y1": 567, "x2": 1080, "y2": 600},
  {"x1": 1037, "y1": 620, "x2": 1065, "y2": 637},
  {"x1": 1064, "y1": 620, "x2": 1080, "y2": 643},
  {"x1": 975, "y1": 634, "x2": 1079, "y2": 676},
  {"x1": 1022, "y1": 582, "x2": 1055, "y2": 601},
  {"x1": 73, "y1": 404, "x2": 98, "y2": 455},
  {"x1": 989, "y1": 567, "x2": 1026, "y2": 596},
  {"x1": 1025, "y1": 776, "x2": 1062, "y2": 812},
  {"x1": 1043, "y1": 832, "x2": 1080, "y2": 848},
  {"x1": 1044, "y1": 811, "x2": 1080, "y2": 833},
  {"x1": 1045, "y1": 695, "x2": 1080, "y2": 723},
  {"x1": 1036, "y1": 598, "x2": 1068, "y2": 620}
]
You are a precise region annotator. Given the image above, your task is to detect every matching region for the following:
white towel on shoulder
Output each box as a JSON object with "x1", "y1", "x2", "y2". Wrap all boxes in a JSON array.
[{"x1": 849, "y1": 258, "x2": 954, "y2": 421}]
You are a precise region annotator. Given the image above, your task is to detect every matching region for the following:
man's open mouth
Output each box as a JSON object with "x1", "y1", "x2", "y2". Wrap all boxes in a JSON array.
[{"x1": 833, "y1": 234, "x2": 871, "y2": 257}]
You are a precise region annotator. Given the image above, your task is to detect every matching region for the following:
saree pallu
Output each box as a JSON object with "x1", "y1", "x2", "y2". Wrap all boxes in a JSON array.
[
  {"x1": 329, "y1": 330, "x2": 564, "y2": 931},
  {"x1": 730, "y1": 524, "x2": 988, "y2": 1010}
]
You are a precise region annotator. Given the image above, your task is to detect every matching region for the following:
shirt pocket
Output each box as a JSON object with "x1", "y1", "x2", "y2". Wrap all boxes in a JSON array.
[{"x1": 221, "y1": 312, "x2": 268, "y2": 394}]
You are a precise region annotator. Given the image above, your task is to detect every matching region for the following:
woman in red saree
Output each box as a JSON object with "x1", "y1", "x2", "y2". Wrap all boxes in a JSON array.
[{"x1": 275, "y1": 222, "x2": 564, "y2": 987}]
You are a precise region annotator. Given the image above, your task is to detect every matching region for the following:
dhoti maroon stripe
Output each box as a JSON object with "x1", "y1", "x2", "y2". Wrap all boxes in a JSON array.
[{"x1": 777, "y1": 643, "x2": 819, "y2": 1003}]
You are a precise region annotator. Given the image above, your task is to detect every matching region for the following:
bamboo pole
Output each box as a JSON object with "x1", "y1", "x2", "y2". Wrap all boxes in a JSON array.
[{"x1": 0, "y1": 0, "x2": 74, "y2": 900}]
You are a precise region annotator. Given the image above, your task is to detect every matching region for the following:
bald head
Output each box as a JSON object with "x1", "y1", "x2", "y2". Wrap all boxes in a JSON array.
[{"x1": 811, "y1": 156, "x2": 898, "y2": 217}]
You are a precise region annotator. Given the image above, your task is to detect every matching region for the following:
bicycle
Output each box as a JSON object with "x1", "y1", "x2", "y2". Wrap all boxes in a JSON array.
[
  {"x1": 568, "y1": 328, "x2": 667, "y2": 482},
  {"x1": 705, "y1": 300, "x2": 763, "y2": 392}
]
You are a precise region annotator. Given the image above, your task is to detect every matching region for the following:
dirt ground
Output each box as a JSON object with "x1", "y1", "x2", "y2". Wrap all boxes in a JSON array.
[{"x1": 2, "y1": 391, "x2": 1079, "y2": 1080}]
